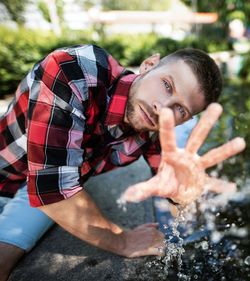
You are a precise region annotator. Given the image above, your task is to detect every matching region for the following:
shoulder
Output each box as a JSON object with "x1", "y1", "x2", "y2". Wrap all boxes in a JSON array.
[
  {"x1": 60, "y1": 44, "x2": 112, "y2": 87},
  {"x1": 37, "y1": 44, "x2": 111, "y2": 88}
]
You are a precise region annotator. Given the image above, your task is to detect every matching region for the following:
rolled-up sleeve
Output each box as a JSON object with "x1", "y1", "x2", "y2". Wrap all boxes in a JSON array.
[{"x1": 27, "y1": 50, "x2": 87, "y2": 207}]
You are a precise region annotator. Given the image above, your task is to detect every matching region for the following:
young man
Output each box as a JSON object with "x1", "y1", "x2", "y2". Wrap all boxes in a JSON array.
[{"x1": 0, "y1": 44, "x2": 245, "y2": 281}]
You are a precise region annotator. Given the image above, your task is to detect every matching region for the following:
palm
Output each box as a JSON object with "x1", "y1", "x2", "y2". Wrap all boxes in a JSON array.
[{"x1": 122, "y1": 103, "x2": 245, "y2": 206}]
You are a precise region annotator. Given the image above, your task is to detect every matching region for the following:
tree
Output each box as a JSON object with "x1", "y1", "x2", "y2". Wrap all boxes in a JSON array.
[
  {"x1": 0, "y1": 0, "x2": 29, "y2": 25},
  {"x1": 181, "y1": 0, "x2": 250, "y2": 25},
  {"x1": 38, "y1": 0, "x2": 64, "y2": 36}
]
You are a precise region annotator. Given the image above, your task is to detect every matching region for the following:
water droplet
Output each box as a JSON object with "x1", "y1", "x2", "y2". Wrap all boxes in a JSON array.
[
  {"x1": 116, "y1": 197, "x2": 127, "y2": 212},
  {"x1": 194, "y1": 243, "x2": 200, "y2": 249},
  {"x1": 158, "y1": 247, "x2": 165, "y2": 254},
  {"x1": 231, "y1": 244, "x2": 237, "y2": 250},
  {"x1": 244, "y1": 256, "x2": 250, "y2": 265},
  {"x1": 146, "y1": 262, "x2": 152, "y2": 268},
  {"x1": 211, "y1": 231, "x2": 222, "y2": 243},
  {"x1": 201, "y1": 241, "x2": 209, "y2": 250}
]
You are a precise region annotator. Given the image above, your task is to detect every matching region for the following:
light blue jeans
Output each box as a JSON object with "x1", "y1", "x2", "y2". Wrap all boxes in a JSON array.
[{"x1": 0, "y1": 184, "x2": 54, "y2": 252}]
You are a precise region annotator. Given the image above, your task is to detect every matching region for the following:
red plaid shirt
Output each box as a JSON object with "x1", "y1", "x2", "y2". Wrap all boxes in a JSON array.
[{"x1": 0, "y1": 44, "x2": 161, "y2": 207}]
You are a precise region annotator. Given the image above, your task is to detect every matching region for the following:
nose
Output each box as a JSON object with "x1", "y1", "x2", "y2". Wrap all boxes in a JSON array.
[
  {"x1": 153, "y1": 99, "x2": 175, "y2": 115},
  {"x1": 152, "y1": 101, "x2": 163, "y2": 115}
]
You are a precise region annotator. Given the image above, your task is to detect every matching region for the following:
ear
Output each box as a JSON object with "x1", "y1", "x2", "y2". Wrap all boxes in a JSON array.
[{"x1": 139, "y1": 53, "x2": 161, "y2": 74}]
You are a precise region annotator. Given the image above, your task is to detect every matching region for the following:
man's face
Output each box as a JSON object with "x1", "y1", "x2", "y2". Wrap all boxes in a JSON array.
[{"x1": 125, "y1": 59, "x2": 206, "y2": 132}]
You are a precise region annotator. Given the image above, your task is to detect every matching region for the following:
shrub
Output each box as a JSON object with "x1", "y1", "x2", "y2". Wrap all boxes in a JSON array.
[{"x1": 239, "y1": 52, "x2": 250, "y2": 82}]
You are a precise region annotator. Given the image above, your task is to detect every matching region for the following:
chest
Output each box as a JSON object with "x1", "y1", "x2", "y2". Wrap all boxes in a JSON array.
[{"x1": 83, "y1": 121, "x2": 147, "y2": 162}]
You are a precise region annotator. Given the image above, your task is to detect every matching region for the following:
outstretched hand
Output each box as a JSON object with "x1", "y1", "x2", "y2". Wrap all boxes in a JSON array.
[{"x1": 121, "y1": 103, "x2": 246, "y2": 207}]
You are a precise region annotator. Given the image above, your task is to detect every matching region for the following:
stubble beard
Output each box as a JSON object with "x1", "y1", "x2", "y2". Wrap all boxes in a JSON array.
[
  {"x1": 126, "y1": 97, "x2": 148, "y2": 132},
  {"x1": 126, "y1": 78, "x2": 158, "y2": 132},
  {"x1": 126, "y1": 77, "x2": 149, "y2": 132}
]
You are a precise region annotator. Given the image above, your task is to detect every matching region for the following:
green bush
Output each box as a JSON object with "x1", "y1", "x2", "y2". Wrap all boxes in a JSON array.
[
  {"x1": 0, "y1": 27, "x2": 94, "y2": 97},
  {"x1": 0, "y1": 27, "x2": 56, "y2": 96},
  {"x1": 204, "y1": 81, "x2": 250, "y2": 184},
  {"x1": 239, "y1": 52, "x2": 250, "y2": 82}
]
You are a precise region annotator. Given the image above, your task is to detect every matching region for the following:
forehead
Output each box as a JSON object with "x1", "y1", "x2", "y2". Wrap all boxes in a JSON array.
[{"x1": 155, "y1": 59, "x2": 206, "y2": 115}]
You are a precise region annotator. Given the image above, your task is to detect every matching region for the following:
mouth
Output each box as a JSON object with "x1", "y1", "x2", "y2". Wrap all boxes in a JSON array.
[{"x1": 139, "y1": 105, "x2": 156, "y2": 128}]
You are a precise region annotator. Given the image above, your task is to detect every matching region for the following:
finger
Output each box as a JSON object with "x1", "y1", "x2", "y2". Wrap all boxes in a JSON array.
[
  {"x1": 159, "y1": 108, "x2": 177, "y2": 154},
  {"x1": 204, "y1": 177, "x2": 236, "y2": 194},
  {"x1": 200, "y1": 137, "x2": 246, "y2": 169},
  {"x1": 141, "y1": 237, "x2": 166, "y2": 257},
  {"x1": 144, "y1": 223, "x2": 160, "y2": 228},
  {"x1": 186, "y1": 103, "x2": 223, "y2": 154},
  {"x1": 140, "y1": 244, "x2": 166, "y2": 257},
  {"x1": 137, "y1": 223, "x2": 159, "y2": 228},
  {"x1": 169, "y1": 204, "x2": 179, "y2": 217}
]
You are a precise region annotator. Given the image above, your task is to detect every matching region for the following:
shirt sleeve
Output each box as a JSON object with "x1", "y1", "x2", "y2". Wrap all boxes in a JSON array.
[
  {"x1": 27, "y1": 50, "x2": 87, "y2": 207},
  {"x1": 143, "y1": 134, "x2": 161, "y2": 176}
]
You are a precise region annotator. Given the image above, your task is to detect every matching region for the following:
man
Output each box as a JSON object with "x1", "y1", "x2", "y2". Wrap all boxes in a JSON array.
[{"x1": 0, "y1": 44, "x2": 245, "y2": 281}]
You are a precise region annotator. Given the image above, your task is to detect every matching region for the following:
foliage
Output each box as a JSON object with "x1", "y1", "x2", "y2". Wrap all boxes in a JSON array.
[
  {"x1": 181, "y1": 0, "x2": 250, "y2": 43},
  {"x1": 121, "y1": 34, "x2": 158, "y2": 66},
  {"x1": 0, "y1": 0, "x2": 29, "y2": 24},
  {"x1": 202, "y1": 81, "x2": 250, "y2": 185},
  {"x1": 38, "y1": 1, "x2": 50, "y2": 22},
  {"x1": 38, "y1": 0, "x2": 65, "y2": 33},
  {"x1": 0, "y1": 26, "x2": 93, "y2": 96},
  {"x1": 101, "y1": 0, "x2": 171, "y2": 11},
  {"x1": 238, "y1": 52, "x2": 250, "y2": 83},
  {"x1": 77, "y1": 0, "x2": 171, "y2": 11},
  {"x1": 181, "y1": 0, "x2": 250, "y2": 25}
]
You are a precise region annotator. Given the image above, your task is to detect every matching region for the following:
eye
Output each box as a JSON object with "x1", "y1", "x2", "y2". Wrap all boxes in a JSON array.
[
  {"x1": 162, "y1": 79, "x2": 172, "y2": 94},
  {"x1": 175, "y1": 104, "x2": 187, "y2": 119}
]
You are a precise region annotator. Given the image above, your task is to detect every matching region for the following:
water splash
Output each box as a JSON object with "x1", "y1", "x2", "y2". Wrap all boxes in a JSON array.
[
  {"x1": 116, "y1": 197, "x2": 127, "y2": 212},
  {"x1": 151, "y1": 185, "x2": 247, "y2": 279},
  {"x1": 159, "y1": 203, "x2": 197, "y2": 280},
  {"x1": 244, "y1": 256, "x2": 250, "y2": 266}
]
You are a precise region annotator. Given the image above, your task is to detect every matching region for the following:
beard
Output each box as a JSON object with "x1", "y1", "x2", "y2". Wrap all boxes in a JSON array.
[
  {"x1": 126, "y1": 77, "x2": 158, "y2": 132},
  {"x1": 126, "y1": 97, "x2": 148, "y2": 132}
]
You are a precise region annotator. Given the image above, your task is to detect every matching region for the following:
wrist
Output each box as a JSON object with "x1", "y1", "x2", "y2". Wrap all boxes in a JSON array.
[
  {"x1": 96, "y1": 223, "x2": 128, "y2": 256},
  {"x1": 115, "y1": 231, "x2": 129, "y2": 257}
]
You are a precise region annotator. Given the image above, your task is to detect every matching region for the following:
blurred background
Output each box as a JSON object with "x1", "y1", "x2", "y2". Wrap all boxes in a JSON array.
[{"x1": 0, "y1": 0, "x2": 249, "y2": 183}]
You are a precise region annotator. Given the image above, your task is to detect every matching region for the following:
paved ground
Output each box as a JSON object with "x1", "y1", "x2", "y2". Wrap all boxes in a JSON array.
[{"x1": 8, "y1": 158, "x2": 169, "y2": 281}]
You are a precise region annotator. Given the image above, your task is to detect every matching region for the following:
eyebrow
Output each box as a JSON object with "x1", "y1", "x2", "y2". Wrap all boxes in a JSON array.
[{"x1": 167, "y1": 75, "x2": 192, "y2": 119}]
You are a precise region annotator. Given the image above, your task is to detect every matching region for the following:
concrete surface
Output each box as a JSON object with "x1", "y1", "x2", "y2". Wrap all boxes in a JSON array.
[{"x1": 8, "y1": 158, "x2": 168, "y2": 281}]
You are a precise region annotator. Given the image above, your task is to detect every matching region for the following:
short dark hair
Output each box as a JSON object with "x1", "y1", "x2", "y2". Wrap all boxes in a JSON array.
[{"x1": 158, "y1": 48, "x2": 222, "y2": 109}]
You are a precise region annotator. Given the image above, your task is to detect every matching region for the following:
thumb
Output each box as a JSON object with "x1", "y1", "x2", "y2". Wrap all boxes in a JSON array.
[{"x1": 121, "y1": 176, "x2": 159, "y2": 203}]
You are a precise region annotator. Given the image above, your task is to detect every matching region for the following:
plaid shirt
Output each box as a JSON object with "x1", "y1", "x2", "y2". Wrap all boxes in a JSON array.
[{"x1": 0, "y1": 44, "x2": 161, "y2": 207}]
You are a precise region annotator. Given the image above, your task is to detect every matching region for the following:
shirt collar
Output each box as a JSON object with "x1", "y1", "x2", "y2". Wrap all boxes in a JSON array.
[{"x1": 104, "y1": 71, "x2": 139, "y2": 127}]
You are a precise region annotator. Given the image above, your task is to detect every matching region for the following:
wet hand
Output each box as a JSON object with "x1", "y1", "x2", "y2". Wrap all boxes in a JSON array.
[
  {"x1": 119, "y1": 223, "x2": 165, "y2": 257},
  {"x1": 121, "y1": 103, "x2": 246, "y2": 206}
]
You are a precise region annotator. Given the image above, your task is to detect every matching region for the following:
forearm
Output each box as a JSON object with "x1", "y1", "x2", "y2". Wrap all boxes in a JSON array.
[{"x1": 38, "y1": 189, "x2": 125, "y2": 255}]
